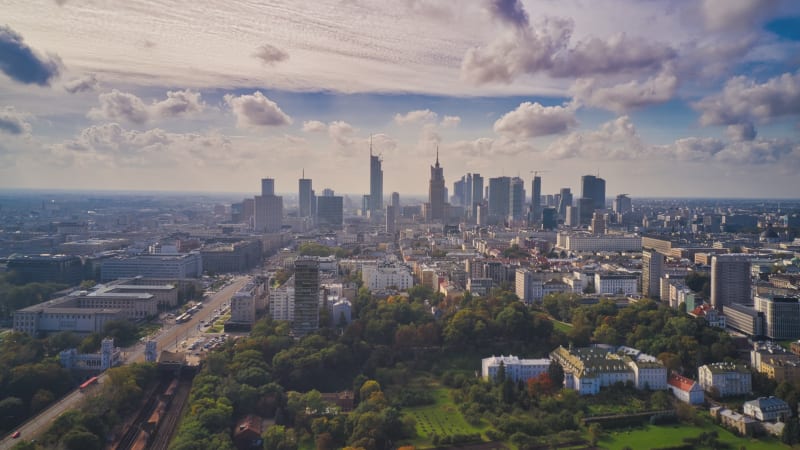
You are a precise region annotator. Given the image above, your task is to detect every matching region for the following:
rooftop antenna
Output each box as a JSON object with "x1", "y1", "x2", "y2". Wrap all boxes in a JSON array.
[
  {"x1": 436, "y1": 144, "x2": 439, "y2": 166},
  {"x1": 370, "y1": 134, "x2": 373, "y2": 156},
  {"x1": 302, "y1": 168, "x2": 304, "y2": 179}
]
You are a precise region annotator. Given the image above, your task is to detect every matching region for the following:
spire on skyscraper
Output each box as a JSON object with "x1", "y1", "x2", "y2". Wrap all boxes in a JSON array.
[{"x1": 435, "y1": 145, "x2": 440, "y2": 168}]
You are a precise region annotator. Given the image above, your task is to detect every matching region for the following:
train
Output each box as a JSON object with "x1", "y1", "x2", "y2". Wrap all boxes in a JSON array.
[
  {"x1": 129, "y1": 379, "x2": 179, "y2": 450},
  {"x1": 79, "y1": 376, "x2": 99, "y2": 391}
]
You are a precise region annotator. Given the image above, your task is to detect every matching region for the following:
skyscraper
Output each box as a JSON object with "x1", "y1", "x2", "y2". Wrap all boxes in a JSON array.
[
  {"x1": 613, "y1": 194, "x2": 632, "y2": 214},
  {"x1": 254, "y1": 178, "x2": 282, "y2": 232},
  {"x1": 509, "y1": 177, "x2": 526, "y2": 222},
  {"x1": 453, "y1": 177, "x2": 465, "y2": 206},
  {"x1": 293, "y1": 257, "x2": 320, "y2": 337},
  {"x1": 642, "y1": 249, "x2": 664, "y2": 299},
  {"x1": 369, "y1": 141, "x2": 383, "y2": 217},
  {"x1": 317, "y1": 195, "x2": 343, "y2": 229},
  {"x1": 471, "y1": 174, "x2": 483, "y2": 219},
  {"x1": 488, "y1": 176, "x2": 511, "y2": 221},
  {"x1": 711, "y1": 254, "x2": 752, "y2": 310},
  {"x1": 298, "y1": 173, "x2": 313, "y2": 218},
  {"x1": 581, "y1": 175, "x2": 606, "y2": 211},
  {"x1": 557, "y1": 188, "x2": 572, "y2": 219},
  {"x1": 428, "y1": 148, "x2": 446, "y2": 222},
  {"x1": 531, "y1": 175, "x2": 542, "y2": 223}
]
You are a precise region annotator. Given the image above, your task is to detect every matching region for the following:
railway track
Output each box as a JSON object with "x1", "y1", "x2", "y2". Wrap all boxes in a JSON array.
[
  {"x1": 149, "y1": 379, "x2": 192, "y2": 450},
  {"x1": 115, "y1": 378, "x2": 173, "y2": 450}
]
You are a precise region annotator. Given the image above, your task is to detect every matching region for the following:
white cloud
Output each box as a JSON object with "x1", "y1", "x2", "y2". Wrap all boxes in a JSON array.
[
  {"x1": 224, "y1": 91, "x2": 292, "y2": 128},
  {"x1": 701, "y1": 0, "x2": 780, "y2": 31},
  {"x1": 63, "y1": 73, "x2": 99, "y2": 93},
  {"x1": 394, "y1": 109, "x2": 438, "y2": 125},
  {"x1": 0, "y1": 107, "x2": 32, "y2": 135},
  {"x1": 302, "y1": 120, "x2": 328, "y2": 133},
  {"x1": 726, "y1": 123, "x2": 757, "y2": 142},
  {"x1": 571, "y1": 68, "x2": 678, "y2": 113},
  {"x1": 493, "y1": 101, "x2": 576, "y2": 139},
  {"x1": 440, "y1": 115, "x2": 461, "y2": 127},
  {"x1": 694, "y1": 71, "x2": 800, "y2": 126},
  {"x1": 327, "y1": 120, "x2": 357, "y2": 147},
  {"x1": 545, "y1": 115, "x2": 644, "y2": 160},
  {"x1": 88, "y1": 89, "x2": 206, "y2": 124}
]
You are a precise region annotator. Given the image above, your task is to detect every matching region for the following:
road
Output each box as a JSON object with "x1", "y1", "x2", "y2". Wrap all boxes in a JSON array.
[{"x1": 0, "y1": 276, "x2": 250, "y2": 449}]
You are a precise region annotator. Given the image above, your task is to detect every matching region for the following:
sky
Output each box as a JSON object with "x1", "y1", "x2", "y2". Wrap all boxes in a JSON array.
[{"x1": 1, "y1": 0, "x2": 799, "y2": 199}]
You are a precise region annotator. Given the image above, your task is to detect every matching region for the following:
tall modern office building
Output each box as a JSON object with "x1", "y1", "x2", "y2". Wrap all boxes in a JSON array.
[
  {"x1": 581, "y1": 175, "x2": 606, "y2": 210},
  {"x1": 369, "y1": 142, "x2": 383, "y2": 217},
  {"x1": 488, "y1": 176, "x2": 511, "y2": 221},
  {"x1": 557, "y1": 188, "x2": 572, "y2": 219},
  {"x1": 316, "y1": 195, "x2": 343, "y2": 229},
  {"x1": 391, "y1": 192, "x2": 400, "y2": 208},
  {"x1": 613, "y1": 194, "x2": 632, "y2": 215},
  {"x1": 471, "y1": 174, "x2": 484, "y2": 219},
  {"x1": 531, "y1": 175, "x2": 542, "y2": 223},
  {"x1": 298, "y1": 174, "x2": 313, "y2": 218},
  {"x1": 509, "y1": 177, "x2": 526, "y2": 222},
  {"x1": 293, "y1": 258, "x2": 320, "y2": 337},
  {"x1": 711, "y1": 254, "x2": 752, "y2": 310},
  {"x1": 428, "y1": 149, "x2": 446, "y2": 222},
  {"x1": 642, "y1": 249, "x2": 664, "y2": 299},
  {"x1": 254, "y1": 178, "x2": 283, "y2": 232}
]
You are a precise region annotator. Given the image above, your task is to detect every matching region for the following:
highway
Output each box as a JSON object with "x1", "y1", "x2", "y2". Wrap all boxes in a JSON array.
[{"x1": 0, "y1": 276, "x2": 250, "y2": 449}]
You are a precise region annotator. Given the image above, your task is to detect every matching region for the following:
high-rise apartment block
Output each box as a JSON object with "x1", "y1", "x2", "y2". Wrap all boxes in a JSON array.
[
  {"x1": 642, "y1": 249, "x2": 664, "y2": 299},
  {"x1": 292, "y1": 258, "x2": 320, "y2": 337},
  {"x1": 711, "y1": 254, "x2": 752, "y2": 310}
]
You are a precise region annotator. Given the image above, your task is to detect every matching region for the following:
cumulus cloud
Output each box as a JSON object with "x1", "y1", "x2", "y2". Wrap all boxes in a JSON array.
[
  {"x1": 571, "y1": 68, "x2": 678, "y2": 113},
  {"x1": 64, "y1": 74, "x2": 99, "y2": 93},
  {"x1": 0, "y1": 107, "x2": 32, "y2": 135},
  {"x1": 327, "y1": 120, "x2": 357, "y2": 147},
  {"x1": 50, "y1": 123, "x2": 242, "y2": 168},
  {"x1": 394, "y1": 109, "x2": 438, "y2": 125},
  {"x1": 0, "y1": 25, "x2": 61, "y2": 86},
  {"x1": 88, "y1": 89, "x2": 206, "y2": 124},
  {"x1": 545, "y1": 115, "x2": 645, "y2": 160},
  {"x1": 302, "y1": 120, "x2": 328, "y2": 133},
  {"x1": 462, "y1": 13, "x2": 675, "y2": 84},
  {"x1": 253, "y1": 44, "x2": 289, "y2": 65},
  {"x1": 693, "y1": 71, "x2": 800, "y2": 126},
  {"x1": 726, "y1": 123, "x2": 757, "y2": 142},
  {"x1": 701, "y1": 0, "x2": 780, "y2": 31},
  {"x1": 493, "y1": 102, "x2": 576, "y2": 139},
  {"x1": 224, "y1": 91, "x2": 292, "y2": 128},
  {"x1": 151, "y1": 89, "x2": 206, "y2": 117},
  {"x1": 440, "y1": 115, "x2": 461, "y2": 128},
  {"x1": 88, "y1": 90, "x2": 150, "y2": 124}
]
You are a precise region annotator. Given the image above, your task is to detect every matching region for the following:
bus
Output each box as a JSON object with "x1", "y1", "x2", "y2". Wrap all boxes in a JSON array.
[
  {"x1": 175, "y1": 313, "x2": 191, "y2": 323},
  {"x1": 79, "y1": 376, "x2": 99, "y2": 390}
]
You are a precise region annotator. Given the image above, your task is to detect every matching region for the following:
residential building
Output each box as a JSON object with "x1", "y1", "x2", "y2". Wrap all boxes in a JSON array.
[
  {"x1": 556, "y1": 232, "x2": 641, "y2": 252},
  {"x1": 362, "y1": 264, "x2": 414, "y2": 291},
  {"x1": 711, "y1": 254, "x2": 752, "y2": 310},
  {"x1": 269, "y1": 276, "x2": 294, "y2": 321},
  {"x1": 667, "y1": 373, "x2": 704, "y2": 405},
  {"x1": 482, "y1": 355, "x2": 551, "y2": 382},
  {"x1": 698, "y1": 363, "x2": 752, "y2": 397},
  {"x1": 594, "y1": 272, "x2": 639, "y2": 296},
  {"x1": 293, "y1": 258, "x2": 320, "y2": 337},
  {"x1": 743, "y1": 397, "x2": 791, "y2": 422},
  {"x1": 642, "y1": 249, "x2": 664, "y2": 299}
]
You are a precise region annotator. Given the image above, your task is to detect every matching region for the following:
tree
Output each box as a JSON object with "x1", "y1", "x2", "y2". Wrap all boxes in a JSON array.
[
  {"x1": 62, "y1": 429, "x2": 102, "y2": 450},
  {"x1": 547, "y1": 361, "x2": 564, "y2": 388},
  {"x1": 588, "y1": 423, "x2": 603, "y2": 446}
]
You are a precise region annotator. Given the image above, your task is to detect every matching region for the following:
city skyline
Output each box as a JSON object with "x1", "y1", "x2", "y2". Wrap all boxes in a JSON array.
[{"x1": 1, "y1": 1, "x2": 800, "y2": 198}]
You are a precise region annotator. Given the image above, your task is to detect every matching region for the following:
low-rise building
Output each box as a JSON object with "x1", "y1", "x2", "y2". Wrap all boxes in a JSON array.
[
  {"x1": 698, "y1": 363, "x2": 752, "y2": 397},
  {"x1": 550, "y1": 345, "x2": 666, "y2": 395},
  {"x1": 743, "y1": 397, "x2": 791, "y2": 422},
  {"x1": 482, "y1": 355, "x2": 551, "y2": 383},
  {"x1": 59, "y1": 337, "x2": 121, "y2": 370},
  {"x1": 594, "y1": 272, "x2": 639, "y2": 296},
  {"x1": 362, "y1": 264, "x2": 414, "y2": 291},
  {"x1": 711, "y1": 406, "x2": 757, "y2": 436},
  {"x1": 667, "y1": 373, "x2": 704, "y2": 405},
  {"x1": 100, "y1": 251, "x2": 202, "y2": 281}
]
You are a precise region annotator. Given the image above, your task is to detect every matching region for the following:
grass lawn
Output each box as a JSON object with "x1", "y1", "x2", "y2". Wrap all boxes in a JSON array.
[
  {"x1": 551, "y1": 319, "x2": 573, "y2": 333},
  {"x1": 403, "y1": 388, "x2": 490, "y2": 448},
  {"x1": 600, "y1": 423, "x2": 785, "y2": 450}
]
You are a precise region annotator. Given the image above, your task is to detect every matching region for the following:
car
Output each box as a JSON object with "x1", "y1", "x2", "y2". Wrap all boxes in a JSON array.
[{"x1": 12, "y1": 431, "x2": 21, "y2": 439}]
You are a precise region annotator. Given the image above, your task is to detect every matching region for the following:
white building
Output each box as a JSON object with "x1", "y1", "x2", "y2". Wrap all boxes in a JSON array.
[
  {"x1": 230, "y1": 287, "x2": 256, "y2": 325},
  {"x1": 362, "y1": 265, "x2": 414, "y2": 291},
  {"x1": 698, "y1": 363, "x2": 752, "y2": 397},
  {"x1": 515, "y1": 269, "x2": 544, "y2": 304},
  {"x1": 59, "y1": 338, "x2": 121, "y2": 370},
  {"x1": 481, "y1": 355, "x2": 551, "y2": 382},
  {"x1": 743, "y1": 397, "x2": 791, "y2": 422},
  {"x1": 269, "y1": 276, "x2": 295, "y2": 321},
  {"x1": 556, "y1": 233, "x2": 642, "y2": 252},
  {"x1": 594, "y1": 273, "x2": 639, "y2": 296},
  {"x1": 667, "y1": 373, "x2": 704, "y2": 405},
  {"x1": 100, "y1": 251, "x2": 203, "y2": 281},
  {"x1": 550, "y1": 345, "x2": 666, "y2": 395}
]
